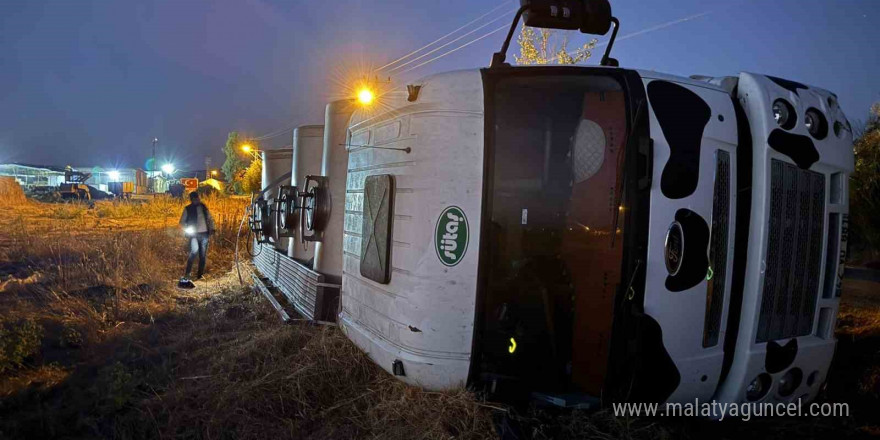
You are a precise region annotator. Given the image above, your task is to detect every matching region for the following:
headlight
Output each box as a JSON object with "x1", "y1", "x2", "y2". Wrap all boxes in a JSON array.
[
  {"x1": 778, "y1": 368, "x2": 803, "y2": 397},
  {"x1": 746, "y1": 373, "x2": 771, "y2": 401},
  {"x1": 184, "y1": 226, "x2": 196, "y2": 235},
  {"x1": 772, "y1": 99, "x2": 796, "y2": 130},
  {"x1": 804, "y1": 108, "x2": 828, "y2": 139}
]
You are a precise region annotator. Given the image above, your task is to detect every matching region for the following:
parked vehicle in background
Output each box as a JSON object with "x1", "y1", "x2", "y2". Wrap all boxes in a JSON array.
[
  {"x1": 59, "y1": 169, "x2": 91, "y2": 201},
  {"x1": 168, "y1": 182, "x2": 186, "y2": 198},
  {"x1": 108, "y1": 181, "x2": 135, "y2": 199}
]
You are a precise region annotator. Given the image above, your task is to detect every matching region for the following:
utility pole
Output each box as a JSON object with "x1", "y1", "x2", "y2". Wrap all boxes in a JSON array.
[
  {"x1": 151, "y1": 138, "x2": 158, "y2": 174},
  {"x1": 151, "y1": 137, "x2": 158, "y2": 193}
]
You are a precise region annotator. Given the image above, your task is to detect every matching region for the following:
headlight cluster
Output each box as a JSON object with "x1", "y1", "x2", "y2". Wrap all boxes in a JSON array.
[
  {"x1": 777, "y1": 367, "x2": 803, "y2": 397},
  {"x1": 804, "y1": 108, "x2": 828, "y2": 139},
  {"x1": 772, "y1": 99, "x2": 832, "y2": 140},
  {"x1": 746, "y1": 372, "x2": 772, "y2": 401},
  {"x1": 772, "y1": 99, "x2": 796, "y2": 130},
  {"x1": 746, "y1": 367, "x2": 808, "y2": 402}
]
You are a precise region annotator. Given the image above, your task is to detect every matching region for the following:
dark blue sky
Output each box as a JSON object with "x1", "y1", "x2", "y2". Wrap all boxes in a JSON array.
[{"x1": 1, "y1": 0, "x2": 878, "y2": 170}]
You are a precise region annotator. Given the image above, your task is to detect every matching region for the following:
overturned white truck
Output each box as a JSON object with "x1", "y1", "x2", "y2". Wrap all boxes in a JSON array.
[{"x1": 251, "y1": 0, "x2": 853, "y2": 408}]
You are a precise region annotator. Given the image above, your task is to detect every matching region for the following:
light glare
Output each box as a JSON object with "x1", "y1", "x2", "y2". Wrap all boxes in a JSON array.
[
  {"x1": 357, "y1": 88, "x2": 374, "y2": 105},
  {"x1": 161, "y1": 163, "x2": 175, "y2": 174}
]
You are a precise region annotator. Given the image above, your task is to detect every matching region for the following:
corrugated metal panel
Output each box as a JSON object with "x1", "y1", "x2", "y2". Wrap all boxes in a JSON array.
[
  {"x1": 704, "y1": 150, "x2": 730, "y2": 347},
  {"x1": 253, "y1": 245, "x2": 329, "y2": 321},
  {"x1": 756, "y1": 160, "x2": 825, "y2": 343}
]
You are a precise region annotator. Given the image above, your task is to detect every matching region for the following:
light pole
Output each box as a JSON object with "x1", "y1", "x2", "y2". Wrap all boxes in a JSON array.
[
  {"x1": 148, "y1": 137, "x2": 159, "y2": 193},
  {"x1": 151, "y1": 138, "x2": 158, "y2": 174}
]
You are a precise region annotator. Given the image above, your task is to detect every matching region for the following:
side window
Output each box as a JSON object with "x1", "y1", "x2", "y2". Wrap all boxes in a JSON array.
[{"x1": 360, "y1": 174, "x2": 395, "y2": 284}]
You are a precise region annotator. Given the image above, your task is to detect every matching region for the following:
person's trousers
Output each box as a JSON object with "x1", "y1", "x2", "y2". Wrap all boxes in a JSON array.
[{"x1": 185, "y1": 233, "x2": 209, "y2": 278}]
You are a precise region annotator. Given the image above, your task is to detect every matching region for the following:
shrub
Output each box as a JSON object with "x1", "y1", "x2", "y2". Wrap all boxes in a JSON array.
[
  {"x1": 241, "y1": 159, "x2": 262, "y2": 194},
  {"x1": 851, "y1": 103, "x2": 880, "y2": 262},
  {"x1": 0, "y1": 319, "x2": 43, "y2": 373},
  {"x1": 98, "y1": 361, "x2": 138, "y2": 410},
  {"x1": 60, "y1": 326, "x2": 84, "y2": 348},
  {"x1": 197, "y1": 184, "x2": 219, "y2": 198},
  {"x1": 49, "y1": 204, "x2": 87, "y2": 219}
]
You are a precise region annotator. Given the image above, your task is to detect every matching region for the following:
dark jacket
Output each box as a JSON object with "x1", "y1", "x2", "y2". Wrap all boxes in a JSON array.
[{"x1": 178, "y1": 202, "x2": 216, "y2": 234}]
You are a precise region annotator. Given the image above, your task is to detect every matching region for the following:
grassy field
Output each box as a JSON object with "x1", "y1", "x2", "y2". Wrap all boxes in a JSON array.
[{"x1": 0, "y1": 197, "x2": 877, "y2": 439}]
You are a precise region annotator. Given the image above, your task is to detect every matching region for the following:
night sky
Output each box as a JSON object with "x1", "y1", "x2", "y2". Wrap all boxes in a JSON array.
[{"x1": 1, "y1": 0, "x2": 878, "y2": 170}]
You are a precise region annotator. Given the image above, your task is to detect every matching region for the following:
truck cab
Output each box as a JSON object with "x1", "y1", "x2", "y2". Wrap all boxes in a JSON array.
[{"x1": 337, "y1": 65, "x2": 852, "y2": 406}]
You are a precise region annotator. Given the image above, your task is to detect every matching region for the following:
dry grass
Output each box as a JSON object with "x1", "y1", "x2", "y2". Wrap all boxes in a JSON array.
[
  {"x1": 0, "y1": 197, "x2": 494, "y2": 439},
  {"x1": 125, "y1": 296, "x2": 495, "y2": 439},
  {"x1": 827, "y1": 279, "x2": 880, "y2": 434},
  {"x1": 0, "y1": 176, "x2": 25, "y2": 203},
  {"x1": 837, "y1": 279, "x2": 880, "y2": 338},
  {"x1": 0, "y1": 196, "x2": 879, "y2": 439}
]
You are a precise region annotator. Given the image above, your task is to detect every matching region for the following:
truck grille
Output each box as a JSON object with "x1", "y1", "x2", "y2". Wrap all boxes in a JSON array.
[
  {"x1": 756, "y1": 160, "x2": 825, "y2": 343},
  {"x1": 704, "y1": 150, "x2": 730, "y2": 348}
]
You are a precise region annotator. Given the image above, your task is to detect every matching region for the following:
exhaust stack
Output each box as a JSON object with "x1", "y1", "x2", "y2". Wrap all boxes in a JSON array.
[
  {"x1": 261, "y1": 147, "x2": 293, "y2": 252},
  {"x1": 313, "y1": 99, "x2": 355, "y2": 283},
  {"x1": 289, "y1": 125, "x2": 325, "y2": 262}
]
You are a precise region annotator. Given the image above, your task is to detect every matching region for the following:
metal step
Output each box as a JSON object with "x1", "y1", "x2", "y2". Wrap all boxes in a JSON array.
[
  {"x1": 252, "y1": 273, "x2": 293, "y2": 322},
  {"x1": 530, "y1": 391, "x2": 600, "y2": 410}
]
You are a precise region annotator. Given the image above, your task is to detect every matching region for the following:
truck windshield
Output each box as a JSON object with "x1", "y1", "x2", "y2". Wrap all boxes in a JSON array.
[{"x1": 480, "y1": 74, "x2": 630, "y2": 396}]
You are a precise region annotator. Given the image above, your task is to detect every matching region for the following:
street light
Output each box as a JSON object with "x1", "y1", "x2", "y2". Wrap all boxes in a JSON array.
[
  {"x1": 161, "y1": 163, "x2": 175, "y2": 175},
  {"x1": 107, "y1": 170, "x2": 121, "y2": 181},
  {"x1": 240, "y1": 143, "x2": 260, "y2": 160},
  {"x1": 211, "y1": 170, "x2": 218, "y2": 176},
  {"x1": 357, "y1": 87, "x2": 374, "y2": 105}
]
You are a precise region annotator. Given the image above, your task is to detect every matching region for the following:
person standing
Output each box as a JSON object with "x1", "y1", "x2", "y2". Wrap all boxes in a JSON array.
[{"x1": 178, "y1": 191, "x2": 215, "y2": 285}]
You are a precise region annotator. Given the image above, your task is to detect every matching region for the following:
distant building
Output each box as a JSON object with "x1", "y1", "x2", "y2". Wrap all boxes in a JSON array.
[
  {"x1": 0, "y1": 163, "x2": 66, "y2": 190},
  {"x1": 0, "y1": 162, "x2": 160, "y2": 195},
  {"x1": 70, "y1": 166, "x2": 149, "y2": 194}
]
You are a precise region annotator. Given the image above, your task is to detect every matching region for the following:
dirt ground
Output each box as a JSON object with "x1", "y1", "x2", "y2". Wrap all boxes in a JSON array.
[{"x1": 0, "y1": 198, "x2": 878, "y2": 439}]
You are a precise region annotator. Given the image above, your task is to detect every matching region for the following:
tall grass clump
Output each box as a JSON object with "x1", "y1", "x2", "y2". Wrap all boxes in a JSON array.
[
  {"x1": 48, "y1": 204, "x2": 88, "y2": 220},
  {"x1": 0, "y1": 319, "x2": 43, "y2": 373}
]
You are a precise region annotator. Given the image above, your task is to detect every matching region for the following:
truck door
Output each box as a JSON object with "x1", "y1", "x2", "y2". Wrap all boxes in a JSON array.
[{"x1": 475, "y1": 67, "x2": 647, "y2": 399}]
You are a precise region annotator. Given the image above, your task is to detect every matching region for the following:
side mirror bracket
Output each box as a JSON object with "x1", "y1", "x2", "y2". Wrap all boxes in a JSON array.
[
  {"x1": 490, "y1": 0, "x2": 619, "y2": 69},
  {"x1": 599, "y1": 17, "x2": 620, "y2": 67}
]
